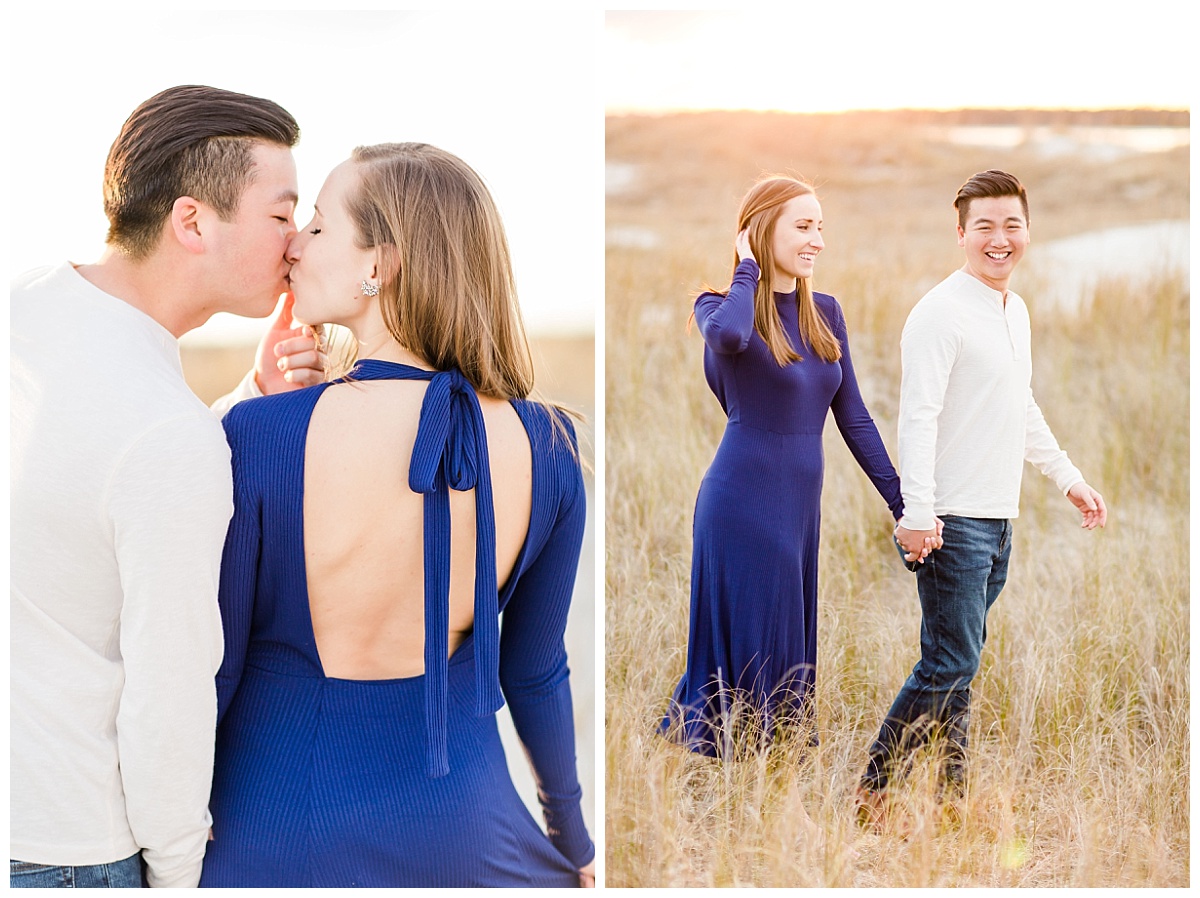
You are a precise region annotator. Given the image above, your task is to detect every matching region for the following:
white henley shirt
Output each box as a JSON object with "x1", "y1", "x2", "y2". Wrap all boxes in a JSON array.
[
  {"x1": 897, "y1": 269, "x2": 1083, "y2": 532},
  {"x1": 10, "y1": 263, "x2": 231, "y2": 886}
]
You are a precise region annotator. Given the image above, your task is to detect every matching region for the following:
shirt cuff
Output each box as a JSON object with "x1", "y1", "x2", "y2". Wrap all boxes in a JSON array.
[
  {"x1": 898, "y1": 508, "x2": 937, "y2": 532},
  {"x1": 209, "y1": 368, "x2": 263, "y2": 420}
]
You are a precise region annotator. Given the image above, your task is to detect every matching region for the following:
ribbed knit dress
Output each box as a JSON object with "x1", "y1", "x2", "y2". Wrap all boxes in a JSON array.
[
  {"x1": 660, "y1": 258, "x2": 904, "y2": 757},
  {"x1": 199, "y1": 359, "x2": 593, "y2": 887}
]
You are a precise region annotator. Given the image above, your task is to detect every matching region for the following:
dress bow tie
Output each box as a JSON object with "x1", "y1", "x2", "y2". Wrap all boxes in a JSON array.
[
  {"x1": 410, "y1": 369, "x2": 483, "y2": 494},
  {"x1": 345, "y1": 361, "x2": 505, "y2": 777}
]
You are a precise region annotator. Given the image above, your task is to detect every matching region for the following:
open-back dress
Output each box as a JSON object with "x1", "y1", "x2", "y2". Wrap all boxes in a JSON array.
[{"x1": 199, "y1": 359, "x2": 593, "y2": 887}]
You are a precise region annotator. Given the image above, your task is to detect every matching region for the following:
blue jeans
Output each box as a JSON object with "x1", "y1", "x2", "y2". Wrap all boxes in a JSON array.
[
  {"x1": 9, "y1": 853, "x2": 143, "y2": 888},
  {"x1": 862, "y1": 516, "x2": 1013, "y2": 792}
]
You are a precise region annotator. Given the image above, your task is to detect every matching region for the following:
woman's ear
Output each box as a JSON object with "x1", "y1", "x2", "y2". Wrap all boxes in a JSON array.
[{"x1": 374, "y1": 243, "x2": 401, "y2": 284}]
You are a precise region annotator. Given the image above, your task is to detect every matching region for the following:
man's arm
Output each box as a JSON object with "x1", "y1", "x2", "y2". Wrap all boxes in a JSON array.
[
  {"x1": 896, "y1": 303, "x2": 958, "y2": 535},
  {"x1": 108, "y1": 414, "x2": 231, "y2": 887},
  {"x1": 1023, "y1": 388, "x2": 1106, "y2": 528}
]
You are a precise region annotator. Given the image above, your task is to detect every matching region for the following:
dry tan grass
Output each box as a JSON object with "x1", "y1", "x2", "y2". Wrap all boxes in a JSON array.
[{"x1": 605, "y1": 110, "x2": 1188, "y2": 887}]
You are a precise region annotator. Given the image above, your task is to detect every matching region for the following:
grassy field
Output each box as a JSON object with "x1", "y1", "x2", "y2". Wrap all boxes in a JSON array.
[{"x1": 604, "y1": 110, "x2": 1188, "y2": 887}]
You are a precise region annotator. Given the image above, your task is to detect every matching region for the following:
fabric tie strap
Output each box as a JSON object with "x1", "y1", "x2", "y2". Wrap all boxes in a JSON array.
[{"x1": 344, "y1": 361, "x2": 504, "y2": 778}]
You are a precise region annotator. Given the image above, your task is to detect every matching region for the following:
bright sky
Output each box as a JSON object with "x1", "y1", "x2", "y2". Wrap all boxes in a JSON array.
[
  {"x1": 606, "y1": 8, "x2": 1193, "y2": 113},
  {"x1": 9, "y1": 10, "x2": 603, "y2": 341}
]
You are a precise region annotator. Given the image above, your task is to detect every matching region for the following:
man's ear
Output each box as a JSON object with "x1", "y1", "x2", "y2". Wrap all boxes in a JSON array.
[
  {"x1": 956, "y1": 225, "x2": 966, "y2": 248},
  {"x1": 170, "y1": 196, "x2": 208, "y2": 254}
]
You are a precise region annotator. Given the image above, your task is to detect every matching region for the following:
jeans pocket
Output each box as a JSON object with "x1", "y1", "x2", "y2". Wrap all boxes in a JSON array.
[
  {"x1": 10, "y1": 861, "x2": 57, "y2": 873},
  {"x1": 10, "y1": 860, "x2": 68, "y2": 888}
]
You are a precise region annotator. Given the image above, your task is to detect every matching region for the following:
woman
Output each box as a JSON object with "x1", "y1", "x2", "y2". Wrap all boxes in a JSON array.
[
  {"x1": 199, "y1": 143, "x2": 594, "y2": 887},
  {"x1": 660, "y1": 176, "x2": 928, "y2": 759}
]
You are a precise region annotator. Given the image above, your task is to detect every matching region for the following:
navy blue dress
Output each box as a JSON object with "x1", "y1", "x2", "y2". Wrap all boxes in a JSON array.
[
  {"x1": 200, "y1": 359, "x2": 593, "y2": 887},
  {"x1": 660, "y1": 259, "x2": 903, "y2": 757}
]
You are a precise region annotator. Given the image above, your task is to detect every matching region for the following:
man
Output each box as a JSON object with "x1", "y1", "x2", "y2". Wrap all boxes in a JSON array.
[
  {"x1": 10, "y1": 85, "x2": 318, "y2": 887},
  {"x1": 857, "y1": 170, "x2": 1107, "y2": 822}
]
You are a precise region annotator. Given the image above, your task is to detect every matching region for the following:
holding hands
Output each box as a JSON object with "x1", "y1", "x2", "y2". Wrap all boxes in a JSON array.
[{"x1": 895, "y1": 518, "x2": 945, "y2": 564}]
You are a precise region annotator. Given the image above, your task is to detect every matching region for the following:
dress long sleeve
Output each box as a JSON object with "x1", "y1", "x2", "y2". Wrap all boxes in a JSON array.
[
  {"x1": 214, "y1": 403, "x2": 264, "y2": 727},
  {"x1": 498, "y1": 415, "x2": 594, "y2": 869},
  {"x1": 824, "y1": 298, "x2": 904, "y2": 520},
  {"x1": 695, "y1": 258, "x2": 760, "y2": 354}
]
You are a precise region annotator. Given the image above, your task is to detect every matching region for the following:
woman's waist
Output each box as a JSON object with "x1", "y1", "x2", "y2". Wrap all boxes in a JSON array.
[
  {"x1": 710, "y1": 422, "x2": 826, "y2": 466},
  {"x1": 721, "y1": 418, "x2": 826, "y2": 438},
  {"x1": 244, "y1": 634, "x2": 479, "y2": 692}
]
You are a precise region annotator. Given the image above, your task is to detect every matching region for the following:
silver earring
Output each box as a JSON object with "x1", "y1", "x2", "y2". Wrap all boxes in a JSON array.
[{"x1": 360, "y1": 280, "x2": 380, "y2": 297}]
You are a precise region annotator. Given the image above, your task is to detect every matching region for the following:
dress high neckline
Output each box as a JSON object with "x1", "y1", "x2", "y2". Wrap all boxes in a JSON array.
[{"x1": 349, "y1": 357, "x2": 436, "y2": 376}]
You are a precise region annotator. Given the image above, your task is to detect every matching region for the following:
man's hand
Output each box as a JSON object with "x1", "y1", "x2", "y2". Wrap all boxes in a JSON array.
[
  {"x1": 895, "y1": 519, "x2": 944, "y2": 564},
  {"x1": 1066, "y1": 482, "x2": 1107, "y2": 530},
  {"x1": 253, "y1": 293, "x2": 326, "y2": 395}
]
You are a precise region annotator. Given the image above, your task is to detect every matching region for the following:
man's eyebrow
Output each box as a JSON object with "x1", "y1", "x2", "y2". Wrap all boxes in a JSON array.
[{"x1": 274, "y1": 189, "x2": 299, "y2": 206}]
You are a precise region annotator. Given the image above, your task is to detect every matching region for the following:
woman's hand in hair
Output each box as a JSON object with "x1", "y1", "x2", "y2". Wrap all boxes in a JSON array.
[{"x1": 735, "y1": 229, "x2": 755, "y2": 264}]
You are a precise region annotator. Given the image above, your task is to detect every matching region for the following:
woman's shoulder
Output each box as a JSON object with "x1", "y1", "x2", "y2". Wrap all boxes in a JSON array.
[
  {"x1": 220, "y1": 386, "x2": 325, "y2": 449},
  {"x1": 511, "y1": 398, "x2": 579, "y2": 445},
  {"x1": 510, "y1": 399, "x2": 584, "y2": 485},
  {"x1": 812, "y1": 290, "x2": 841, "y2": 313},
  {"x1": 813, "y1": 291, "x2": 846, "y2": 328}
]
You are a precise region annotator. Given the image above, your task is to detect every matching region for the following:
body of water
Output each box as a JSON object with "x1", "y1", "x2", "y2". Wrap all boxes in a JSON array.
[{"x1": 1023, "y1": 220, "x2": 1189, "y2": 312}]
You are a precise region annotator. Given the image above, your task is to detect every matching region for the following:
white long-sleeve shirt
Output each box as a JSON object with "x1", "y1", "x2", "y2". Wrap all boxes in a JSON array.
[
  {"x1": 897, "y1": 269, "x2": 1083, "y2": 532},
  {"x1": 10, "y1": 262, "x2": 231, "y2": 887}
]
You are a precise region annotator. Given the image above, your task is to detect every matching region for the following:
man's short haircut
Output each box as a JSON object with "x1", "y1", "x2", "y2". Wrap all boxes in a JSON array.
[
  {"x1": 953, "y1": 169, "x2": 1029, "y2": 229},
  {"x1": 103, "y1": 85, "x2": 300, "y2": 259}
]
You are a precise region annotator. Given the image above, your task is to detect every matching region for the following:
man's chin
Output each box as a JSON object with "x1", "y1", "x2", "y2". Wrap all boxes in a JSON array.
[{"x1": 248, "y1": 292, "x2": 286, "y2": 319}]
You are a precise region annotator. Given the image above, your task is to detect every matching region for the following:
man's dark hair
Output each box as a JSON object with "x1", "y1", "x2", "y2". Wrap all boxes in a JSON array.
[
  {"x1": 102, "y1": 85, "x2": 300, "y2": 258},
  {"x1": 953, "y1": 170, "x2": 1029, "y2": 230}
]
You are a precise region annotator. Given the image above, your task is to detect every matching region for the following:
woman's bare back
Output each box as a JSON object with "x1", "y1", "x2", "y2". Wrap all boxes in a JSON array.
[{"x1": 302, "y1": 379, "x2": 532, "y2": 679}]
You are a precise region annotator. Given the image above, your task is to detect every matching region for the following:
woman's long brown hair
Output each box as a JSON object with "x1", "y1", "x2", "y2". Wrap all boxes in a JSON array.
[
  {"x1": 734, "y1": 176, "x2": 840, "y2": 366},
  {"x1": 340, "y1": 142, "x2": 582, "y2": 456},
  {"x1": 346, "y1": 142, "x2": 536, "y2": 399}
]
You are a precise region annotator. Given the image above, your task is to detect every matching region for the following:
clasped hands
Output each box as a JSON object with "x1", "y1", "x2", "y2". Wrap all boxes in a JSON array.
[{"x1": 894, "y1": 519, "x2": 945, "y2": 564}]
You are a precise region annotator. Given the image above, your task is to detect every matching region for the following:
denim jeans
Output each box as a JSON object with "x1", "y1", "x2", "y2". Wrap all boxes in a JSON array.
[
  {"x1": 9, "y1": 853, "x2": 143, "y2": 888},
  {"x1": 862, "y1": 515, "x2": 1013, "y2": 792}
]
